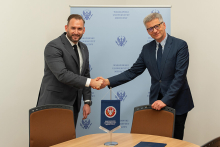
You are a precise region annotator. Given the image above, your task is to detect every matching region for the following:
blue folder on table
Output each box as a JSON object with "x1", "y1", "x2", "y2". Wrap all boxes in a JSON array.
[{"x1": 134, "y1": 141, "x2": 166, "y2": 147}]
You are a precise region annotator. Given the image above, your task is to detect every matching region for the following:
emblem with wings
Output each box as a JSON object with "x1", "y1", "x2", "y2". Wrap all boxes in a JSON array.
[
  {"x1": 115, "y1": 90, "x2": 127, "y2": 101},
  {"x1": 105, "y1": 106, "x2": 116, "y2": 118},
  {"x1": 116, "y1": 36, "x2": 127, "y2": 46},
  {"x1": 82, "y1": 10, "x2": 93, "y2": 20},
  {"x1": 80, "y1": 119, "x2": 92, "y2": 129}
]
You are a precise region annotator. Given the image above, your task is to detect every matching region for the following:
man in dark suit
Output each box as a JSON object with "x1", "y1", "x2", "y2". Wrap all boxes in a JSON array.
[
  {"x1": 96, "y1": 13, "x2": 194, "y2": 140},
  {"x1": 37, "y1": 14, "x2": 103, "y2": 126}
]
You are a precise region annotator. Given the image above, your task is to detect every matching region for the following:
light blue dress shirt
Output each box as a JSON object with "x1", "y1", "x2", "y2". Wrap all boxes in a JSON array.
[{"x1": 156, "y1": 33, "x2": 168, "y2": 59}]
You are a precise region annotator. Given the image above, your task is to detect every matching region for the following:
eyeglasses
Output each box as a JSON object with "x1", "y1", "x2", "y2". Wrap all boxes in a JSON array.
[{"x1": 147, "y1": 22, "x2": 163, "y2": 33}]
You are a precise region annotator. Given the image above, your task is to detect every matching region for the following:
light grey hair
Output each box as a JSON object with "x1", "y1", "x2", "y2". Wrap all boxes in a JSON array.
[{"x1": 143, "y1": 13, "x2": 163, "y2": 27}]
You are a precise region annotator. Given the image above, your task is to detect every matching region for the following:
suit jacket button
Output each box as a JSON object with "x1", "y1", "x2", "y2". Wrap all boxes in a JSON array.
[{"x1": 159, "y1": 80, "x2": 162, "y2": 83}]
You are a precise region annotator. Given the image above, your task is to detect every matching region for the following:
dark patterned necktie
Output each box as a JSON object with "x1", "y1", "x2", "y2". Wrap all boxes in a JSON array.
[
  {"x1": 73, "y1": 45, "x2": 79, "y2": 64},
  {"x1": 157, "y1": 43, "x2": 162, "y2": 74}
]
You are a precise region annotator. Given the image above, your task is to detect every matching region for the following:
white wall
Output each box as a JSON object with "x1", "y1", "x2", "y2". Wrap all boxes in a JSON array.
[{"x1": 1, "y1": 0, "x2": 219, "y2": 146}]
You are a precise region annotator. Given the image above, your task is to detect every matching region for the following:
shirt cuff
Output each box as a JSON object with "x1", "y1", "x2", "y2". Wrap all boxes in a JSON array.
[{"x1": 85, "y1": 78, "x2": 91, "y2": 87}]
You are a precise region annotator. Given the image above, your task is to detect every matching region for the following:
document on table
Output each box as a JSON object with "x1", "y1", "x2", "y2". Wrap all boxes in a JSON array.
[{"x1": 134, "y1": 141, "x2": 167, "y2": 147}]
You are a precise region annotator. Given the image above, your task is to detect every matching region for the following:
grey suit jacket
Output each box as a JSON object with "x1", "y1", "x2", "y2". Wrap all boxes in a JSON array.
[{"x1": 37, "y1": 32, "x2": 91, "y2": 112}]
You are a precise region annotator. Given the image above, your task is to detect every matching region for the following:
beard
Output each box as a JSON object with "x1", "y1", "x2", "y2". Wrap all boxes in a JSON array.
[{"x1": 66, "y1": 31, "x2": 83, "y2": 43}]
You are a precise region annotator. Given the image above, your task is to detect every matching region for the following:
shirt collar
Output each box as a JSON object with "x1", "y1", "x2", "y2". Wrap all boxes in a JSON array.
[
  {"x1": 66, "y1": 34, "x2": 79, "y2": 47},
  {"x1": 156, "y1": 33, "x2": 168, "y2": 48}
]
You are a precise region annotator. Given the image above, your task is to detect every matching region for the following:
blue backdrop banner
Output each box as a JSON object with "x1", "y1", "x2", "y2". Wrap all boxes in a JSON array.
[{"x1": 70, "y1": 6, "x2": 171, "y2": 138}]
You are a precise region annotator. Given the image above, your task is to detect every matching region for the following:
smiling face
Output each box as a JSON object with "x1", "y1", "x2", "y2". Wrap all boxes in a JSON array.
[
  {"x1": 146, "y1": 18, "x2": 166, "y2": 43},
  {"x1": 65, "y1": 18, "x2": 85, "y2": 44}
]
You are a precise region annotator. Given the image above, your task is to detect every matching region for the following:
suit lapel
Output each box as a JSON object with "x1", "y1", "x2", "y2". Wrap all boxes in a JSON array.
[
  {"x1": 78, "y1": 42, "x2": 86, "y2": 75},
  {"x1": 160, "y1": 34, "x2": 173, "y2": 77},
  {"x1": 60, "y1": 33, "x2": 80, "y2": 67},
  {"x1": 149, "y1": 41, "x2": 160, "y2": 78}
]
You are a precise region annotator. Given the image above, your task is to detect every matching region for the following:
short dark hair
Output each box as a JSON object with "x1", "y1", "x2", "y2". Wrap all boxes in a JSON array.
[{"x1": 67, "y1": 14, "x2": 85, "y2": 25}]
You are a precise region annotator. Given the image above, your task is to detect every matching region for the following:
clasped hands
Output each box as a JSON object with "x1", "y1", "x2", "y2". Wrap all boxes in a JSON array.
[{"x1": 90, "y1": 77, "x2": 109, "y2": 90}]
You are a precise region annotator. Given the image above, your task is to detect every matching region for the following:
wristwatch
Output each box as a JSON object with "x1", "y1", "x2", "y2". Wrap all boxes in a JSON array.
[{"x1": 84, "y1": 100, "x2": 92, "y2": 106}]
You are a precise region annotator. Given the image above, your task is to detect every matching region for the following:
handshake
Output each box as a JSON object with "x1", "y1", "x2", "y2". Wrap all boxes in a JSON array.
[{"x1": 89, "y1": 77, "x2": 109, "y2": 90}]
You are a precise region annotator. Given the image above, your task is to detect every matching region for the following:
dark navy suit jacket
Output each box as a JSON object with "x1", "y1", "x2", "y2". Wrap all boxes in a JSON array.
[{"x1": 109, "y1": 34, "x2": 194, "y2": 115}]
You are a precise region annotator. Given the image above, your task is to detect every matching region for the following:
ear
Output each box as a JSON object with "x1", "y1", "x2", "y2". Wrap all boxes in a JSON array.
[
  {"x1": 83, "y1": 27, "x2": 85, "y2": 34},
  {"x1": 65, "y1": 25, "x2": 68, "y2": 32},
  {"x1": 163, "y1": 22, "x2": 166, "y2": 30}
]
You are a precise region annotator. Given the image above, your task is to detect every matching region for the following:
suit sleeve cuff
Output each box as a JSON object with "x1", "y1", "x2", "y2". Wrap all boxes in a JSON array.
[{"x1": 85, "y1": 78, "x2": 91, "y2": 87}]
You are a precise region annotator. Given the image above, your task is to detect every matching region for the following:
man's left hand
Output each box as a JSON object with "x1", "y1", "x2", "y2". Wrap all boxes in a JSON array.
[
  {"x1": 83, "y1": 104, "x2": 91, "y2": 119},
  {"x1": 151, "y1": 100, "x2": 166, "y2": 110}
]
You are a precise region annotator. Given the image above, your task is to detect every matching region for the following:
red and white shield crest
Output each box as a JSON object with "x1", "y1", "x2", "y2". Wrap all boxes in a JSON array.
[{"x1": 105, "y1": 106, "x2": 116, "y2": 118}]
